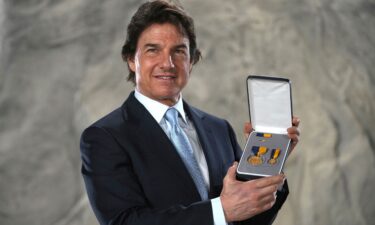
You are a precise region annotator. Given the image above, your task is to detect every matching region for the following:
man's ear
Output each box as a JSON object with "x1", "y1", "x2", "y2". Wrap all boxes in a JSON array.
[
  {"x1": 189, "y1": 62, "x2": 193, "y2": 73},
  {"x1": 127, "y1": 56, "x2": 136, "y2": 72}
]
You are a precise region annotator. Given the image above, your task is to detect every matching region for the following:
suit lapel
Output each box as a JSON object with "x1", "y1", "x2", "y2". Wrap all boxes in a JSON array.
[
  {"x1": 122, "y1": 93, "x2": 201, "y2": 200},
  {"x1": 184, "y1": 103, "x2": 224, "y2": 197}
]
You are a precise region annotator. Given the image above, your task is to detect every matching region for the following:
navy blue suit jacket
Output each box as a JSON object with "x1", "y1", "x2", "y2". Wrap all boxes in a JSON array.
[{"x1": 80, "y1": 92, "x2": 288, "y2": 225}]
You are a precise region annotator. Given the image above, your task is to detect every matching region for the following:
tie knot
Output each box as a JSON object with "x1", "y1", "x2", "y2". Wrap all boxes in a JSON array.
[{"x1": 165, "y1": 108, "x2": 179, "y2": 125}]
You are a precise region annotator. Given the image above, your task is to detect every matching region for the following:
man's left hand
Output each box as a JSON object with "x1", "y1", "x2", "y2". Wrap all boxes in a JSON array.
[{"x1": 287, "y1": 116, "x2": 300, "y2": 155}]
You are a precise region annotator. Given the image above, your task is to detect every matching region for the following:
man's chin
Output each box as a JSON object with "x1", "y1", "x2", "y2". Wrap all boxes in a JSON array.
[{"x1": 154, "y1": 92, "x2": 181, "y2": 106}]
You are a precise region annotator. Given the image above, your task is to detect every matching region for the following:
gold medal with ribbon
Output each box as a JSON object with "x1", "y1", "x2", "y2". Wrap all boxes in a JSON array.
[
  {"x1": 268, "y1": 148, "x2": 281, "y2": 165},
  {"x1": 248, "y1": 146, "x2": 268, "y2": 166}
]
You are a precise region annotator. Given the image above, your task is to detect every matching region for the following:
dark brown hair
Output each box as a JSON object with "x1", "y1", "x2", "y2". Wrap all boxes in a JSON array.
[{"x1": 121, "y1": 0, "x2": 201, "y2": 84}]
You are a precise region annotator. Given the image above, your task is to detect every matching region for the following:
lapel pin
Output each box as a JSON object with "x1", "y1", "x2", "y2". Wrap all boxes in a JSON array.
[{"x1": 256, "y1": 133, "x2": 272, "y2": 138}]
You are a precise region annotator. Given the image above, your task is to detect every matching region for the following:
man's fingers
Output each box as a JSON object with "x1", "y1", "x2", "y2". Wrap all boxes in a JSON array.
[
  {"x1": 255, "y1": 184, "x2": 279, "y2": 199},
  {"x1": 261, "y1": 198, "x2": 276, "y2": 211},
  {"x1": 243, "y1": 122, "x2": 253, "y2": 139},
  {"x1": 244, "y1": 122, "x2": 253, "y2": 132},
  {"x1": 253, "y1": 175, "x2": 284, "y2": 189},
  {"x1": 258, "y1": 192, "x2": 277, "y2": 207},
  {"x1": 287, "y1": 126, "x2": 300, "y2": 136},
  {"x1": 224, "y1": 162, "x2": 238, "y2": 182},
  {"x1": 288, "y1": 133, "x2": 299, "y2": 142},
  {"x1": 292, "y1": 116, "x2": 300, "y2": 127},
  {"x1": 287, "y1": 127, "x2": 300, "y2": 143}
]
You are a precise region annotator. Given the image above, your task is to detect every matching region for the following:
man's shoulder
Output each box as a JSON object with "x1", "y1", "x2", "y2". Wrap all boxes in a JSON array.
[
  {"x1": 188, "y1": 105, "x2": 228, "y2": 125},
  {"x1": 86, "y1": 92, "x2": 139, "y2": 130},
  {"x1": 90, "y1": 106, "x2": 124, "y2": 128},
  {"x1": 79, "y1": 108, "x2": 125, "y2": 142}
]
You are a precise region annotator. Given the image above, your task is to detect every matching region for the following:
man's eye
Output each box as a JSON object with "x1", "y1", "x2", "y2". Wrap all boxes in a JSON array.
[
  {"x1": 147, "y1": 48, "x2": 157, "y2": 53},
  {"x1": 175, "y1": 49, "x2": 187, "y2": 55}
]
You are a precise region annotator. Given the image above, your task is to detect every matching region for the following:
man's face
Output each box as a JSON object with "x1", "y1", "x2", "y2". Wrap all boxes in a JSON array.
[{"x1": 128, "y1": 23, "x2": 193, "y2": 106}]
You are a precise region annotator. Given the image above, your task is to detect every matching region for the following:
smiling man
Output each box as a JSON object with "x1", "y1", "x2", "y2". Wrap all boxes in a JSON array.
[
  {"x1": 128, "y1": 22, "x2": 191, "y2": 106},
  {"x1": 80, "y1": 1, "x2": 300, "y2": 225}
]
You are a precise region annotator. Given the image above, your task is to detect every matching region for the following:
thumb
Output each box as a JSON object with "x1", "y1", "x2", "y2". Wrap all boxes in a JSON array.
[{"x1": 224, "y1": 161, "x2": 238, "y2": 182}]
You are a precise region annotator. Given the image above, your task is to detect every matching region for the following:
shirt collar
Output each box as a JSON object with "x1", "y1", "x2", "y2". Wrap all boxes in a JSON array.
[{"x1": 134, "y1": 90, "x2": 187, "y2": 123}]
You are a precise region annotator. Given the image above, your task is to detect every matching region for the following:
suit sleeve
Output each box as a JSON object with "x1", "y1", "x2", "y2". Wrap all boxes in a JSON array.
[
  {"x1": 225, "y1": 121, "x2": 289, "y2": 225},
  {"x1": 80, "y1": 126, "x2": 213, "y2": 225}
]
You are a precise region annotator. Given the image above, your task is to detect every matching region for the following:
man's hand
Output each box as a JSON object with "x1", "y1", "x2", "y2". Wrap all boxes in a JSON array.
[
  {"x1": 243, "y1": 122, "x2": 253, "y2": 140},
  {"x1": 287, "y1": 116, "x2": 300, "y2": 154},
  {"x1": 243, "y1": 116, "x2": 301, "y2": 155},
  {"x1": 220, "y1": 162, "x2": 285, "y2": 222}
]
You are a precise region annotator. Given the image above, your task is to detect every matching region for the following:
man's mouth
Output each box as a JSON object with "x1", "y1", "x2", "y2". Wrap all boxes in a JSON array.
[{"x1": 155, "y1": 75, "x2": 176, "y2": 80}]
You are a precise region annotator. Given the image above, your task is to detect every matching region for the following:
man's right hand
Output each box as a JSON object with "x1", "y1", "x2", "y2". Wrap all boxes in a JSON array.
[{"x1": 220, "y1": 162, "x2": 285, "y2": 222}]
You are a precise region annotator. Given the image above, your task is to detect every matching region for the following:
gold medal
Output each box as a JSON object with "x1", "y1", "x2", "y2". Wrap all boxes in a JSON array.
[
  {"x1": 268, "y1": 148, "x2": 281, "y2": 165},
  {"x1": 268, "y1": 158, "x2": 277, "y2": 165},
  {"x1": 248, "y1": 146, "x2": 268, "y2": 166},
  {"x1": 248, "y1": 155, "x2": 263, "y2": 165}
]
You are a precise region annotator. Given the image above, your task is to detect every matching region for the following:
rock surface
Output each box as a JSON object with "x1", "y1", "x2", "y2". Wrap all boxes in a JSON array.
[{"x1": 0, "y1": 0, "x2": 374, "y2": 225}]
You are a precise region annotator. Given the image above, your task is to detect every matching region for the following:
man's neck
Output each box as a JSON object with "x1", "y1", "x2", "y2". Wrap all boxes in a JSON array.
[{"x1": 134, "y1": 90, "x2": 187, "y2": 123}]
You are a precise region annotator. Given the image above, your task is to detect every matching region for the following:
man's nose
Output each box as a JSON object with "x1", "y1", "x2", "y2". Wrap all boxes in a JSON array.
[{"x1": 160, "y1": 53, "x2": 175, "y2": 70}]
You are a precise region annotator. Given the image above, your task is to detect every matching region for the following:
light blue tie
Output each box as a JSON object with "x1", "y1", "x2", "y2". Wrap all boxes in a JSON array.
[{"x1": 164, "y1": 108, "x2": 208, "y2": 200}]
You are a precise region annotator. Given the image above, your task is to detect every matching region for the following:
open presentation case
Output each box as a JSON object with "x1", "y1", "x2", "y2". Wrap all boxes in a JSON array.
[{"x1": 236, "y1": 75, "x2": 293, "y2": 180}]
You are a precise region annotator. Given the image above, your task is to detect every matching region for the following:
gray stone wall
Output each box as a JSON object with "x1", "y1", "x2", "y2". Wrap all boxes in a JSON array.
[{"x1": 0, "y1": 0, "x2": 374, "y2": 225}]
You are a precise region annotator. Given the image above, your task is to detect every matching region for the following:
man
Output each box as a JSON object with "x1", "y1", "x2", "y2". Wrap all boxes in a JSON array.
[{"x1": 80, "y1": 1, "x2": 300, "y2": 225}]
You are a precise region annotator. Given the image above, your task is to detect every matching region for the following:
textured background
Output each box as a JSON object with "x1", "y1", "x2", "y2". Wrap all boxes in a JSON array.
[{"x1": 1, "y1": 0, "x2": 374, "y2": 225}]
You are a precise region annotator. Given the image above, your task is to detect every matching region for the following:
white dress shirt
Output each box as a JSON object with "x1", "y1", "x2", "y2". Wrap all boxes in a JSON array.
[{"x1": 134, "y1": 90, "x2": 227, "y2": 225}]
